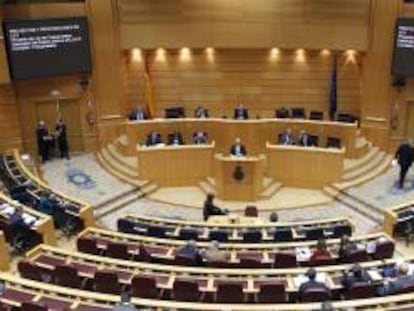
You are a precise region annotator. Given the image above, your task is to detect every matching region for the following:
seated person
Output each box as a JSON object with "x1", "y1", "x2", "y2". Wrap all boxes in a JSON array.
[
  {"x1": 8, "y1": 206, "x2": 35, "y2": 251},
  {"x1": 10, "y1": 182, "x2": 32, "y2": 206},
  {"x1": 379, "y1": 262, "x2": 414, "y2": 295},
  {"x1": 37, "y1": 192, "x2": 55, "y2": 215},
  {"x1": 203, "y1": 193, "x2": 226, "y2": 221},
  {"x1": 275, "y1": 107, "x2": 290, "y2": 118},
  {"x1": 145, "y1": 131, "x2": 162, "y2": 146},
  {"x1": 128, "y1": 105, "x2": 148, "y2": 121},
  {"x1": 194, "y1": 106, "x2": 209, "y2": 118},
  {"x1": 175, "y1": 240, "x2": 203, "y2": 265},
  {"x1": 297, "y1": 129, "x2": 313, "y2": 147},
  {"x1": 342, "y1": 264, "x2": 370, "y2": 290},
  {"x1": 338, "y1": 235, "x2": 358, "y2": 261},
  {"x1": 202, "y1": 240, "x2": 230, "y2": 263},
  {"x1": 298, "y1": 268, "x2": 331, "y2": 301},
  {"x1": 269, "y1": 212, "x2": 279, "y2": 223},
  {"x1": 310, "y1": 238, "x2": 332, "y2": 263},
  {"x1": 230, "y1": 137, "x2": 247, "y2": 157},
  {"x1": 278, "y1": 128, "x2": 295, "y2": 145},
  {"x1": 192, "y1": 131, "x2": 208, "y2": 145},
  {"x1": 234, "y1": 104, "x2": 248, "y2": 120},
  {"x1": 168, "y1": 131, "x2": 184, "y2": 145}
]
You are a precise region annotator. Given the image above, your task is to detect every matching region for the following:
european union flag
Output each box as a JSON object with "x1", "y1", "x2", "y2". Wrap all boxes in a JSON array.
[{"x1": 329, "y1": 55, "x2": 338, "y2": 120}]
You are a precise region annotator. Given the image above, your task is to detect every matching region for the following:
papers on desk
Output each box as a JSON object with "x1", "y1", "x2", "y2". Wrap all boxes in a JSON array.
[
  {"x1": 408, "y1": 264, "x2": 414, "y2": 275},
  {"x1": 296, "y1": 247, "x2": 311, "y2": 262},
  {"x1": 2, "y1": 206, "x2": 15, "y2": 215},
  {"x1": 366, "y1": 242, "x2": 376, "y2": 254},
  {"x1": 22, "y1": 213, "x2": 37, "y2": 226},
  {"x1": 367, "y1": 270, "x2": 383, "y2": 282},
  {"x1": 294, "y1": 272, "x2": 327, "y2": 288}
]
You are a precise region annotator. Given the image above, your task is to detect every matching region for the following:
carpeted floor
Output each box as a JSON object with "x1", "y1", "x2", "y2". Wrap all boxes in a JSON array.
[{"x1": 41, "y1": 153, "x2": 414, "y2": 235}]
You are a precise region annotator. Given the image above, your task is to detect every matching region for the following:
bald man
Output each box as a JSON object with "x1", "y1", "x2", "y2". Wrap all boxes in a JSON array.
[{"x1": 230, "y1": 137, "x2": 247, "y2": 157}]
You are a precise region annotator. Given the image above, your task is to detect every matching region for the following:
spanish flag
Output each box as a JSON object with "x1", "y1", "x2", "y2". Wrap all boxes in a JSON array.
[{"x1": 143, "y1": 53, "x2": 156, "y2": 118}]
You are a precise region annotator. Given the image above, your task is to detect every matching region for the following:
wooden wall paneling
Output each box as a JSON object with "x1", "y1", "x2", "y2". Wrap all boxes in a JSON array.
[
  {"x1": 0, "y1": 10, "x2": 21, "y2": 152},
  {"x1": 86, "y1": 0, "x2": 124, "y2": 119},
  {"x1": 360, "y1": 0, "x2": 403, "y2": 149},
  {"x1": 118, "y1": 0, "x2": 371, "y2": 50},
  {"x1": 2, "y1": 4, "x2": 85, "y2": 19},
  {"x1": 122, "y1": 49, "x2": 362, "y2": 119},
  {"x1": 2, "y1": 3, "x2": 102, "y2": 156},
  {"x1": 0, "y1": 85, "x2": 22, "y2": 152},
  {"x1": 14, "y1": 76, "x2": 87, "y2": 156},
  {"x1": 0, "y1": 9, "x2": 10, "y2": 85}
]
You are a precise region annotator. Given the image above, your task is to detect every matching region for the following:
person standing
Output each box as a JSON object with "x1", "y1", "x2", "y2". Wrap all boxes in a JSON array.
[
  {"x1": 395, "y1": 138, "x2": 413, "y2": 189},
  {"x1": 55, "y1": 119, "x2": 69, "y2": 160},
  {"x1": 36, "y1": 121, "x2": 50, "y2": 163}
]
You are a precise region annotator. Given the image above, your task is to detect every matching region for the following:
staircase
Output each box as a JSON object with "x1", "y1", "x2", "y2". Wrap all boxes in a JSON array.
[
  {"x1": 94, "y1": 188, "x2": 143, "y2": 219},
  {"x1": 334, "y1": 145, "x2": 393, "y2": 190},
  {"x1": 324, "y1": 185, "x2": 383, "y2": 225},
  {"x1": 96, "y1": 139, "x2": 158, "y2": 196},
  {"x1": 198, "y1": 176, "x2": 282, "y2": 200}
]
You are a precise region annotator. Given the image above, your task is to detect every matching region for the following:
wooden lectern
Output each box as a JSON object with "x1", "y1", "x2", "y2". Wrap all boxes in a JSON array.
[{"x1": 214, "y1": 153, "x2": 265, "y2": 201}]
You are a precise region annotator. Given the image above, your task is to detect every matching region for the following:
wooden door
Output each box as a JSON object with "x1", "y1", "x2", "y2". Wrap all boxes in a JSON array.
[{"x1": 35, "y1": 98, "x2": 83, "y2": 153}]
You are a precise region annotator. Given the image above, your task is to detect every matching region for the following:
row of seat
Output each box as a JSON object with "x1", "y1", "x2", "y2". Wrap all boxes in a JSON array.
[
  {"x1": 18, "y1": 244, "x2": 408, "y2": 304},
  {"x1": 0, "y1": 151, "x2": 96, "y2": 235},
  {"x1": 119, "y1": 214, "x2": 353, "y2": 243},
  {"x1": 78, "y1": 228, "x2": 394, "y2": 268}
]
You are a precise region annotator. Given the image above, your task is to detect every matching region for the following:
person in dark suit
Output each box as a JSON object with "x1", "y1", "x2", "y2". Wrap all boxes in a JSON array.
[
  {"x1": 278, "y1": 128, "x2": 295, "y2": 145},
  {"x1": 36, "y1": 121, "x2": 51, "y2": 163},
  {"x1": 380, "y1": 262, "x2": 414, "y2": 295},
  {"x1": 395, "y1": 138, "x2": 413, "y2": 189},
  {"x1": 275, "y1": 107, "x2": 290, "y2": 119},
  {"x1": 342, "y1": 264, "x2": 371, "y2": 290},
  {"x1": 234, "y1": 104, "x2": 248, "y2": 120},
  {"x1": 129, "y1": 105, "x2": 148, "y2": 121},
  {"x1": 175, "y1": 240, "x2": 203, "y2": 265},
  {"x1": 203, "y1": 193, "x2": 226, "y2": 221},
  {"x1": 168, "y1": 131, "x2": 184, "y2": 145},
  {"x1": 8, "y1": 206, "x2": 35, "y2": 252},
  {"x1": 55, "y1": 119, "x2": 69, "y2": 160},
  {"x1": 194, "y1": 106, "x2": 209, "y2": 118},
  {"x1": 192, "y1": 131, "x2": 208, "y2": 144},
  {"x1": 298, "y1": 268, "x2": 331, "y2": 301},
  {"x1": 297, "y1": 129, "x2": 312, "y2": 147},
  {"x1": 230, "y1": 137, "x2": 247, "y2": 157},
  {"x1": 338, "y1": 235, "x2": 358, "y2": 262},
  {"x1": 145, "y1": 131, "x2": 162, "y2": 146}
]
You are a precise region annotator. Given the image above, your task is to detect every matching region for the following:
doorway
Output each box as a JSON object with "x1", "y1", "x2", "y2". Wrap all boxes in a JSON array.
[{"x1": 35, "y1": 98, "x2": 83, "y2": 153}]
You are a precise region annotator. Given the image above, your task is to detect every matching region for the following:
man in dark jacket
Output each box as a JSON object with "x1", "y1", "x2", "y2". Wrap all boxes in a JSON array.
[
  {"x1": 55, "y1": 119, "x2": 69, "y2": 160},
  {"x1": 395, "y1": 138, "x2": 413, "y2": 189}
]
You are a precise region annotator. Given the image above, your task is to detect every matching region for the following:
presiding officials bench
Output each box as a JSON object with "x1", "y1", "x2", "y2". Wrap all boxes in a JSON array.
[
  {"x1": 119, "y1": 214, "x2": 354, "y2": 243},
  {"x1": 123, "y1": 118, "x2": 358, "y2": 158},
  {"x1": 78, "y1": 227, "x2": 394, "y2": 268}
]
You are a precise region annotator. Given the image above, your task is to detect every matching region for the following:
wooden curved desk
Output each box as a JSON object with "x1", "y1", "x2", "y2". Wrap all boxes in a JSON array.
[
  {"x1": 124, "y1": 118, "x2": 357, "y2": 158},
  {"x1": 266, "y1": 143, "x2": 345, "y2": 188},
  {"x1": 3, "y1": 270, "x2": 414, "y2": 310},
  {"x1": 10, "y1": 150, "x2": 95, "y2": 227},
  {"x1": 214, "y1": 153, "x2": 266, "y2": 200},
  {"x1": 122, "y1": 214, "x2": 354, "y2": 242},
  {"x1": 137, "y1": 142, "x2": 215, "y2": 186}
]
